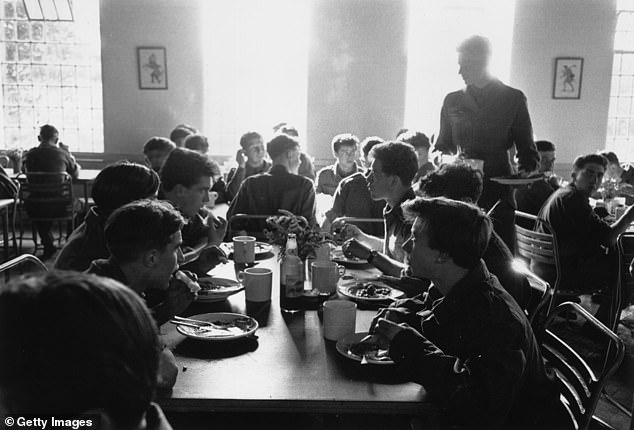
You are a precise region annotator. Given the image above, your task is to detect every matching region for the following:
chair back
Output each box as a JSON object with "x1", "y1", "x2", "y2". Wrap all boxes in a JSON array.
[
  {"x1": 515, "y1": 210, "x2": 562, "y2": 315},
  {"x1": 0, "y1": 254, "x2": 47, "y2": 287},
  {"x1": 329, "y1": 216, "x2": 384, "y2": 234},
  {"x1": 542, "y1": 302, "x2": 625, "y2": 430},
  {"x1": 19, "y1": 172, "x2": 75, "y2": 225},
  {"x1": 228, "y1": 214, "x2": 274, "y2": 241}
]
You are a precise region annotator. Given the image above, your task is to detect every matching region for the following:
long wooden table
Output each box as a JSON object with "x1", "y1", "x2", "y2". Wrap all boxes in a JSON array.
[{"x1": 158, "y1": 253, "x2": 434, "y2": 416}]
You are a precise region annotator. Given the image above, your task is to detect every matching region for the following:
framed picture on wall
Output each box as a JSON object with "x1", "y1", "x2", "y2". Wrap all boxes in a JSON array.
[
  {"x1": 552, "y1": 57, "x2": 583, "y2": 99},
  {"x1": 137, "y1": 47, "x2": 168, "y2": 90}
]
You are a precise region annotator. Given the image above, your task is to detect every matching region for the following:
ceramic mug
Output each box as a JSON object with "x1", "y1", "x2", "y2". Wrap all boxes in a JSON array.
[
  {"x1": 311, "y1": 261, "x2": 346, "y2": 294},
  {"x1": 233, "y1": 236, "x2": 256, "y2": 264},
  {"x1": 238, "y1": 267, "x2": 273, "y2": 302}
]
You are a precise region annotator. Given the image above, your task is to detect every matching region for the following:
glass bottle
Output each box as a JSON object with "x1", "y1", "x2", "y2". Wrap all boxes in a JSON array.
[{"x1": 280, "y1": 233, "x2": 304, "y2": 313}]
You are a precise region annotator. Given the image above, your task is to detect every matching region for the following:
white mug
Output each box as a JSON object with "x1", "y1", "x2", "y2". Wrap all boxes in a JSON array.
[
  {"x1": 323, "y1": 300, "x2": 356, "y2": 341},
  {"x1": 311, "y1": 261, "x2": 345, "y2": 294},
  {"x1": 238, "y1": 267, "x2": 273, "y2": 302},
  {"x1": 233, "y1": 235, "x2": 256, "y2": 264}
]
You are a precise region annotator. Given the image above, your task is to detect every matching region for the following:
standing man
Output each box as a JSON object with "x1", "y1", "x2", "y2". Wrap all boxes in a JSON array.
[
  {"x1": 23, "y1": 124, "x2": 81, "y2": 259},
  {"x1": 435, "y1": 35, "x2": 539, "y2": 250}
]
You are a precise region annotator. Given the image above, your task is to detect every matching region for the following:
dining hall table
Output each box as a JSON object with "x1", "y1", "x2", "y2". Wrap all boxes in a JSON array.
[{"x1": 157, "y1": 249, "x2": 436, "y2": 422}]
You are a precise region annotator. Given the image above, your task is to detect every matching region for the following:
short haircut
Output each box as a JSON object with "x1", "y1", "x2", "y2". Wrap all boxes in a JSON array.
[
  {"x1": 105, "y1": 199, "x2": 184, "y2": 263},
  {"x1": 598, "y1": 151, "x2": 619, "y2": 165},
  {"x1": 143, "y1": 137, "x2": 175, "y2": 155},
  {"x1": 403, "y1": 197, "x2": 492, "y2": 269},
  {"x1": 91, "y1": 162, "x2": 160, "y2": 216},
  {"x1": 184, "y1": 134, "x2": 209, "y2": 154},
  {"x1": 0, "y1": 272, "x2": 160, "y2": 427},
  {"x1": 457, "y1": 34, "x2": 491, "y2": 58},
  {"x1": 361, "y1": 136, "x2": 384, "y2": 158},
  {"x1": 331, "y1": 133, "x2": 359, "y2": 154},
  {"x1": 419, "y1": 162, "x2": 483, "y2": 202},
  {"x1": 573, "y1": 153, "x2": 608, "y2": 170},
  {"x1": 39, "y1": 124, "x2": 58, "y2": 141},
  {"x1": 239, "y1": 131, "x2": 263, "y2": 150},
  {"x1": 160, "y1": 148, "x2": 216, "y2": 191},
  {"x1": 396, "y1": 130, "x2": 431, "y2": 150},
  {"x1": 535, "y1": 140, "x2": 555, "y2": 152},
  {"x1": 169, "y1": 126, "x2": 194, "y2": 143},
  {"x1": 370, "y1": 141, "x2": 418, "y2": 186},
  {"x1": 273, "y1": 122, "x2": 299, "y2": 137},
  {"x1": 267, "y1": 133, "x2": 300, "y2": 160}
]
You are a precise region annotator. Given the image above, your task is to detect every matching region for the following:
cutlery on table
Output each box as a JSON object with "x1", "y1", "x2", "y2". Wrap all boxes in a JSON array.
[{"x1": 171, "y1": 315, "x2": 231, "y2": 331}]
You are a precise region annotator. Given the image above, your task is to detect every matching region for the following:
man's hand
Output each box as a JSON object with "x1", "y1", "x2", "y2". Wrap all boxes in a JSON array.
[
  {"x1": 59, "y1": 141, "x2": 70, "y2": 152},
  {"x1": 163, "y1": 277, "x2": 197, "y2": 318},
  {"x1": 331, "y1": 218, "x2": 362, "y2": 241},
  {"x1": 236, "y1": 149, "x2": 247, "y2": 168},
  {"x1": 369, "y1": 307, "x2": 412, "y2": 333},
  {"x1": 207, "y1": 215, "x2": 228, "y2": 245},
  {"x1": 188, "y1": 245, "x2": 228, "y2": 276},
  {"x1": 360, "y1": 318, "x2": 408, "y2": 350},
  {"x1": 517, "y1": 168, "x2": 539, "y2": 178},
  {"x1": 342, "y1": 238, "x2": 372, "y2": 260}
]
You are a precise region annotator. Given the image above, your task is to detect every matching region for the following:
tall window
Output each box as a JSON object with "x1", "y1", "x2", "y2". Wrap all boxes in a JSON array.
[
  {"x1": 404, "y1": 0, "x2": 516, "y2": 135},
  {"x1": 606, "y1": 0, "x2": 634, "y2": 161},
  {"x1": 0, "y1": 0, "x2": 103, "y2": 152},
  {"x1": 202, "y1": 0, "x2": 309, "y2": 155}
]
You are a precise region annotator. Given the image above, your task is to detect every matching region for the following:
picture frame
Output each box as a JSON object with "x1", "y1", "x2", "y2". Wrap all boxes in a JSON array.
[
  {"x1": 137, "y1": 47, "x2": 168, "y2": 90},
  {"x1": 552, "y1": 57, "x2": 583, "y2": 99}
]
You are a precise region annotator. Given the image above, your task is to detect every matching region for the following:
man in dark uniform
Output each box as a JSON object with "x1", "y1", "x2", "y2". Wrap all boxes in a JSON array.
[{"x1": 435, "y1": 35, "x2": 539, "y2": 250}]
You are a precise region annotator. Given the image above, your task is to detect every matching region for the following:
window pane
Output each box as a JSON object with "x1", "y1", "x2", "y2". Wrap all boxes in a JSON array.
[{"x1": 4, "y1": 42, "x2": 16, "y2": 61}]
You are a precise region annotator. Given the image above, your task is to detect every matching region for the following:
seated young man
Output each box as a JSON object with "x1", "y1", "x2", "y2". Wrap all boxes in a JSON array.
[
  {"x1": 0, "y1": 271, "x2": 175, "y2": 428},
  {"x1": 55, "y1": 162, "x2": 160, "y2": 271},
  {"x1": 182, "y1": 134, "x2": 228, "y2": 203},
  {"x1": 23, "y1": 124, "x2": 81, "y2": 259},
  {"x1": 169, "y1": 123, "x2": 197, "y2": 147},
  {"x1": 226, "y1": 131, "x2": 271, "y2": 201},
  {"x1": 516, "y1": 140, "x2": 560, "y2": 216},
  {"x1": 338, "y1": 141, "x2": 418, "y2": 276},
  {"x1": 316, "y1": 133, "x2": 361, "y2": 196},
  {"x1": 396, "y1": 129, "x2": 434, "y2": 183},
  {"x1": 537, "y1": 153, "x2": 634, "y2": 324},
  {"x1": 143, "y1": 136, "x2": 175, "y2": 173},
  {"x1": 227, "y1": 133, "x2": 317, "y2": 237},
  {"x1": 600, "y1": 150, "x2": 634, "y2": 187},
  {"x1": 87, "y1": 199, "x2": 198, "y2": 326},
  {"x1": 273, "y1": 122, "x2": 316, "y2": 181},
  {"x1": 323, "y1": 136, "x2": 385, "y2": 236},
  {"x1": 362, "y1": 197, "x2": 566, "y2": 429},
  {"x1": 419, "y1": 162, "x2": 531, "y2": 308},
  {"x1": 160, "y1": 148, "x2": 228, "y2": 275}
]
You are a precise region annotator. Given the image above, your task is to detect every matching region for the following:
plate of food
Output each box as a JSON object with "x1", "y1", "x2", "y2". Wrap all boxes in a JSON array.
[
  {"x1": 175, "y1": 312, "x2": 258, "y2": 341},
  {"x1": 331, "y1": 247, "x2": 369, "y2": 266},
  {"x1": 220, "y1": 241, "x2": 273, "y2": 257},
  {"x1": 338, "y1": 280, "x2": 405, "y2": 302},
  {"x1": 336, "y1": 332, "x2": 394, "y2": 365},
  {"x1": 195, "y1": 277, "x2": 243, "y2": 302},
  {"x1": 490, "y1": 174, "x2": 544, "y2": 185}
]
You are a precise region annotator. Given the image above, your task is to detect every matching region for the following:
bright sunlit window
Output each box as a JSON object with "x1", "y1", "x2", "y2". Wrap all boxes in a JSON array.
[
  {"x1": 404, "y1": 0, "x2": 516, "y2": 137},
  {"x1": 606, "y1": 0, "x2": 634, "y2": 161},
  {"x1": 202, "y1": 0, "x2": 309, "y2": 156}
]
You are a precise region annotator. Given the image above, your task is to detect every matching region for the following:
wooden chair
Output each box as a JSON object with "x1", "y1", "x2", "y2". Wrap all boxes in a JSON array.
[
  {"x1": 0, "y1": 253, "x2": 47, "y2": 287},
  {"x1": 542, "y1": 302, "x2": 625, "y2": 430},
  {"x1": 17, "y1": 172, "x2": 76, "y2": 253}
]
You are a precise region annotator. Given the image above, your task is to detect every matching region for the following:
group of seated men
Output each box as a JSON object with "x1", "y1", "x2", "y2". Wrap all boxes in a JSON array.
[{"x1": 7, "y1": 119, "x2": 634, "y2": 429}]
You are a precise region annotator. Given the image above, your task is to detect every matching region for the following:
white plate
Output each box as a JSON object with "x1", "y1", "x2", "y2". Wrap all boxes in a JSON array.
[
  {"x1": 331, "y1": 248, "x2": 369, "y2": 266},
  {"x1": 338, "y1": 280, "x2": 405, "y2": 302},
  {"x1": 176, "y1": 312, "x2": 258, "y2": 341},
  {"x1": 336, "y1": 332, "x2": 394, "y2": 365},
  {"x1": 221, "y1": 241, "x2": 273, "y2": 257},
  {"x1": 196, "y1": 277, "x2": 243, "y2": 302},
  {"x1": 490, "y1": 175, "x2": 543, "y2": 185}
]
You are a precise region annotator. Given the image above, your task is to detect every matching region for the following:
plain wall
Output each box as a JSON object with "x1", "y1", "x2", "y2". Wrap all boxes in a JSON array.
[
  {"x1": 97, "y1": 0, "x2": 203, "y2": 162},
  {"x1": 510, "y1": 0, "x2": 617, "y2": 168},
  {"x1": 95, "y1": 0, "x2": 618, "y2": 169}
]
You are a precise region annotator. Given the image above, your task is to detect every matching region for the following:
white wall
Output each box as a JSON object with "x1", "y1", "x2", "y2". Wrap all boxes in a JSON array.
[
  {"x1": 510, "y1": 0, "x2": 617, "y2": 166},
  {"x1": 96, "y1": 0, "x2": 618, "y2": 169},
  {"x1": 99, "y1": 0, "x2": 203, "y2": 160}
]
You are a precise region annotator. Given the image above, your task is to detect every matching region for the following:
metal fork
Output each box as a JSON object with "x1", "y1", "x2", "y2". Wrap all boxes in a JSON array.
[{"x1": 171, "y1": 315, "x2": 231, "y2": 331}]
